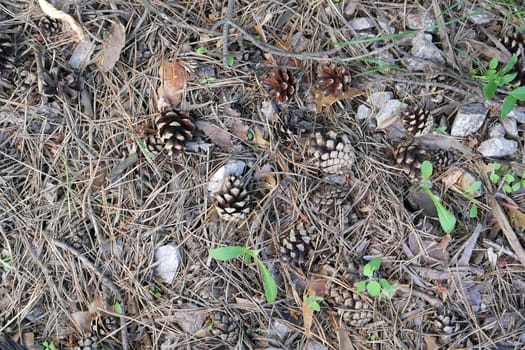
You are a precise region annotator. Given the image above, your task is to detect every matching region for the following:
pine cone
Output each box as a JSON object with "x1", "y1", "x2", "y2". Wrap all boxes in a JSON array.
[
  {"x1": 156, "y1": 109, "x2": 195, "y2": 155},
  {"x1": 215, "y1": 175, "x2": 251, "y2": 222},
  {"x1": 280, "y1": 221, "x2": 316, "y2": 264},
  {"x1": 75, "y1": 334, "x2": 99, "y2": 350},
  {"x1": 262, "y1": 68, "x2": 296, "y2": 104},
  {"x1": 38, "y1": 16, "x2": 62, "y2": 38},
  {"x1": 326, "y1": 279, "x2": 373, "y2": 328},
  {"x1": 402, "y1": 106, "x2": 433, "y2": 136},
  {"x1": 311, "y1": 182, "x2": 349, "y2": 207},
  {"x1": 208, "y1": 311, "x2": 239, "y2": 344},
  {"x1": 316, "y1": 62, "x2": 352, "y2": 98},
  {"x1": 0, "y1": 34, "x2": 15, "y2": 87},
  {"x1": 501, "y1": 27, "x2": 525, "y2": 85},
  {"x1": 432, "y1": 149, "x2": 455, "y2": 169},
  {"x1": 308, "y1": 131, "x2": 355, "y2": 175},
  {"x1": 430, "y1": 308, "x2": 462, "y2": 345},
  {"x1": 42, "y1": 66, "x2": 83, "y2": 100},
  {"x1": 392, "y1": 140, "x2": 428, "y2": 179}
]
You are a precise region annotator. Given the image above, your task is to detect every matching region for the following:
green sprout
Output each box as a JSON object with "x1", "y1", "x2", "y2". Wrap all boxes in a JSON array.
[
  {"x1": 113, "y1": 301, "x2": 123, "y2": 314},
  {"x1": 356, "y1": 257, "x2": 397, "y2": 298},
  {"x1": 42, "y1": 341, "x2": 57, "y2": 350},
  {"x1": 303, "y1": 293, "x2": 323, "y2": 312},
  {"x1": 0, "y1": 257, "x2": 11, "y2": 272},
  {"x1": 462, "y1": 180, "x2": 482, "y2": 219},
  {"x1": 490, "y1": 162, "x2": 525, "y2": 193},
  {"x1": 421, "y1": 161, "x2": 457, "y2": 234},
  {"x1": 196, "y1": 46, "x2": 207, "y2": 54},
  {"x1": 210, "y1": 246, "x2": 277, "y2": 303}
]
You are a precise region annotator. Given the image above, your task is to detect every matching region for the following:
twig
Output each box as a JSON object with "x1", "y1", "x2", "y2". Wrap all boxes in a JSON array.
[
  {"x1": 455, "y1": 223, "x2": 484, "y2": 266},
  {"x1": 397, "y1": 284, "x2": 442, "y2": 307},
  {"x1": 482, "y1": 239, "x2": 519, "y2": 261},
  {"x1": 52, "y1": 239, "x2": 129, "y2": 350},
  {"x1": 222, "y1": 0, "x2": 235, "y2": 67}
]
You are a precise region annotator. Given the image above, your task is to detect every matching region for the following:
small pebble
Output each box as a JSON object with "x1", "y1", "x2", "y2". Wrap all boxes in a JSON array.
[
  {"x1": 478, "y1": 137, "x2": 518, "y2": 158},
  {"x1": 451, "y1": 103, "x2": 488, "y2": 137}
]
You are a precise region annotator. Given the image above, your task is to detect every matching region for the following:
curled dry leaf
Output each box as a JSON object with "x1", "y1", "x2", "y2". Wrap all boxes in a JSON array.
[
  {"x1": 38, "y1": 0, "x2": 94, "y2": 69},
  {"x1": 71, "y1": 311, "x2": 94, "y2": 333},
  {"x1": 408, "y1": 232, "x2": 450, "y2": 266},
  {"x1": 98, "y1": 21, "x2": 125, "y2": 72},
  {"x1": 195, "y1": 120, "x2": 233, "y2": 149},
  {"x1": 313, "y1": 87, "x2": 362, "y2": 112},
  {"x1": 157, "y1": 59, "x2": 187, "y2": 111}
]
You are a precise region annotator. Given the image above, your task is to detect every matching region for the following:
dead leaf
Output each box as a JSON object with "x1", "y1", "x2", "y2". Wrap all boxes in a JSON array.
[
  {"x1": 71, "y1": 311, "x2": 94, "y2": 333},
  {"x1": 313, "y1": 88, "x2": 362, "y2": 111},
  {"x1": 509, "y1": 208, "x2": 525, "y2": 233},
  {"x1": 423, "y1": 335, "x2": 440, "y2": 350},
  {"x1": 253, "y1": 128, "x2": 269, "y2": 149},
  {"x1": 302, "y1": 291, "x2": 315, "y2": 337},
  {"x1": 195, "y1": 120, "x2": 233, "y2": 149},
  {"x1": 408, "y1": 232, "x2": 449, "y2": 266},
  {"x1": 336, "y1": 328, "x2": 353, "y2": 350},
  {"x1": 38, "y1": 0, "x2": 94, "y2": 69},
  {"x1": 157, "y1": 59, "x2": 186, "y2": 110},
  {"x1": 490, "y1": 196, "x2": 525, "y2": 268},
  {"x1": 98, "y1": 21, "x2": 125, "y2": 72}
]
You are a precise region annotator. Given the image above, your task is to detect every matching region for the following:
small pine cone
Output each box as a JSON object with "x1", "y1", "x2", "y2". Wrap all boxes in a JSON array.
[
  {"x1": 432, "y1": 149, "x2": 455, "y2": 169},
  {"x1": 215, "y1": 175, "x2": 251, "y2": 222},
  {"x1": 430, "y1": 308, "x2": 462, "y2": 345},
  {"x1": 242, "y1": 47, "x2": 264, "y2": 70},
  {"x1": 280, "y1": 221, "x2": 317, "y2": 264},
  {"x1": 393, "y1": 140, "x2": 428, "y2": 179},
  {"x1": 38, "y1": 16, "x2": 62, "y2": 38},
  {"x1": 209, "y1": 311, "x2": 239, "y2": 344},
  {"x1": 156, "y1": 109, "x2": 195, "y2": 155},
  {"x1": 262, "y1": 68, "x2": 296, "y2": 104},
  {"x1": 326, "y1": 281, "x2": 373, "y2": 328},
  {"x1": 76, "y1": 333, "x2": 99, "y2": 350},
  {"x1": 316, "y1": 62, "x2": 352, "y2": 98},
  {"x1": 402, "y1": 105, "x2": 433, "y2": 136},
  {"x1": 308, "y1": 131, "x2": 355, "y2": 175},
  {"x1": 311, "y1": 183, "x2": 349, "y2": 207},
  {"x1": 42, "y1": 66, "x2": 83, "y2": 100},
  {"x1": 0, "y1": 34, "x2": 15, "y2": 86}
]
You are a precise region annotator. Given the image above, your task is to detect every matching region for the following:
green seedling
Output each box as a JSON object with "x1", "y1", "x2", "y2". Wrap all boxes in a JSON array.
[
  {"x1": 421, "y1": 161, "x2": 457, "y2": 234},
  {"x1": 210, "y1": 246, "x2": 277, "y2": 303},
  {"x1": 501, "y1": 85, "x2": 525, "y2": 117},
  {"x1": 200, "y1": 76, "x2": 217, "y2": 84},
  {"x1": 462, "y1": 181, "x2": 482, "y2": 219},
  {"x1": 303, "y1": 293, "x2": 323, "y2": 312},
  {"x1": 151, "y1": 287, "x2": 162, "y2": 298},
  {"x1": 471, "y1": 54, "x2": 518, "y2": 100},
  {"x1": 361, "y1": 334, "x2": 377, "y2": 345},
  {"x1": 196, "y1": 46, "x2": 207, "y2": 54},
  {"x1": 0, "y1": 257, "x2": 11, "y2": 272},
  {"x1": 356, "y1": 257, "x2": 397, "y2": 298},
  {"x1": 227, "y1": 55, "x2": 235, "y2": 66},
  {"x1": 490, "y1": 162, "x2": 525, "y2": 193},
  {"x1": 42, "y1": 341, "x2": 57, "y2": 350},
  {"x1": 113, "y1": 301, "x2": 123, "y2": 314}
]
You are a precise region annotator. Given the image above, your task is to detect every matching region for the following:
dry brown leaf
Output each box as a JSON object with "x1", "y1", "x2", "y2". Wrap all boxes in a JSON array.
[
  {"x1": 302, "y1": 290, "x2": 315, "y2": 337},
  {"x1": 253, "y1": 128, "x2": 269, "y2": 149},
  {"x1": 157, "y1": 59, "x2": 187, "y2": 111},
  {"x1": 509, "y1": 208, "x2": 525, "y2": 233},
  {"x1": 71, "y1": 311, "x2": 94, "y2": 333},
  {"x1": 336, "y1": 328, "x2": 353, "y2": 350},
  {"x1": 313, "y1": 87, "x2": 362, "y2": 111},
  {"x1": 98, "y1": 21, "x2": 125, "y2": 72},
  {"x1": 38, "y1": 0, "x2": 94, "y2": 69},
  {"x1": 408, "y1": 232, "x2": 449, "y2": 266},
  {"x1": 423, "y1": 335, "x2": 440, "y2": 350},
  {"x1": 195, "y1": 120, "x2": 233, "y2": 149}
]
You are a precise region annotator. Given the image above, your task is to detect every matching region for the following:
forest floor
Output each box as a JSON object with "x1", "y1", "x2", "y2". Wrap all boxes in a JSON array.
[{"x1": 1, "y1": 0, "x2": 525, "y2": 349}]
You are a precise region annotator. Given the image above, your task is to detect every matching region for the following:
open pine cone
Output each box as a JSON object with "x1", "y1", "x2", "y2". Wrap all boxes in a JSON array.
[
  {"x1": 280, "y1": 221, "x2": 317, "y2": 264},
  {"x1": 156, "y1": 109, "x2": 195, "y2": 155},
  {"x1": 42, "y1": 66, "x2": 83, "y2": 100},
  {"x1": 316, "y1": 62, "x2": 352, "y2": 98},
  {"x1": 432, "y1": 149, "x2": 455, "y2": 169},
  {"x1": 402, "y1": 105, "x2": 433, "y2": 136},
  {"x1": 0, "y1": 34, "x2": 15, "y2": 87},
  {"x1": 308, "y1": 131, "x2": 355, "y2": 175},
  {"x1": 325, "y1": 276, "x2": 373, "y2": 328},
  {"x1": 208, "y1": 311, "x2": 240, "y2": 344},
  {"x1": 262, "y1": 68, "x2": 296, "y2": 103},
  {"x1": 215, "y1": 175, "x2": 251, "y2": 222},
  {"x1": 392, "y1": 140, "x2": 429, "y2": 179},
  {"x1": 39, "y1": 16, "x2": 62, "y2": 38}
]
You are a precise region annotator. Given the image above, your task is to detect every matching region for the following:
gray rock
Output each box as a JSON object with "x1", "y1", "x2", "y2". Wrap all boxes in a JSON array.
[
  {"x1": 350, "y1": 17, "x2": 375, "y2": 30},
  {"x1": 488, "y1": 124, "x2": 505, "y2": 139},
  {"x1": 411, "y1": 33, "x2": 446, "y2": 66},
  {"x1": 406, "y1": 11, "x2": 435, "y2": 30},
  {"x1": 367, "y1": 91, "x2": 393, "y2": 108},
  {"x1": 502, "y1": 117, "x2": 518, "y2": 138},
  {"x1": 478, "y1": 138, "x2": 518, "y2": 158},
  {"x1": 451, "y1": 103, "x2": 488, "y2": 137},
  {"x1": 357, "y1": 105, "x2": 372, "y2": 120},
  {"x1": 507, "y1": 110, "x2": 525, "y2": 123},
  {"x1": 468, "y1": 9, "x2": 494, "y2": 24},
  {"x1": 375, "y1": 99, "x2": 404, "y2": 130}
]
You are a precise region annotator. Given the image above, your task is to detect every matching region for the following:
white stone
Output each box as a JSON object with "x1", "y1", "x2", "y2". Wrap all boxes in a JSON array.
[
  {"x1": 350, "y1": 17, "x2": 375, "y2": 30},
  {"x1": 411, "y1": 33, "x2": 445, "y2": 65},
  {"x1": 507, "y1": 110, "x2": 525, "y2": 124},
  {"x1": 154, "y1": 243, "x2": 182, "y2": 284},
  {"x1": 375, "y1": 100, "x2": 405, "y2": 130},
  {"x1": 488, "y1": 124, "x2": 505, "y2": 139},
  {"x1": 406, "y1": 11, "x2": 435, "y2": 30},
  {"x1": 502, "y1": 117, "x2": 519, "y2": 138},
  {"x1": 451, "y1": 103, "x2": 488, "y2": 137},
  {"x1": 367, "y1": 91, "x2": 393, "y2": 109},
  {"x1": 357, "y1": 105, "x2": 372, "y2": 120},
  {"x1": 478, "y1": 138, "x2": 518, "y2": 158}
]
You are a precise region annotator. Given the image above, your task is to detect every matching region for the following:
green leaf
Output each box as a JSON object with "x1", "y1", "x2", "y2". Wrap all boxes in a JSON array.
[
  {"x1": 466, "y1": 181, "x2": 482, "y2": 194},
  {"x1": 210, "y1": 246, "x2": 248, "y2": 261},
  {"x1": 366, "y1": 280, "x2": 381, "y2": 297},
  {"x1": 511, "y1": 182, "x2": 521, "y2": 192},
  {"x1": 427, "y1": 190, "x2": 456, "y2": 233},
  {"x1": 501, "y1": 95, "x2": 517, "y2": 117},
  {"x1": 308, "y1": 301, "x2": 321, "y2": 312},
  {"x1": 196, "y1": 46, "x2": 207, "y2": 54},
  {"x1": 227, "y1": 55, "x2": 234, "y2": 66},
  {"x1": 357, "y1": 280, "x2": 367, "y2": 292},
  {"x1": 380, "y1": 279, "x2": 398, "y2": 298},
  {"x1": 489, "y1": 173, "x2": 500, "y2": 183},
  {"x1": 421, "y1": 160, "x2": 433, "y2": 182},
  {"x1": 492, "y1": 163, "x2": 501, "y2": 170},
  {"x1": 368, "y1": 257, "x2": 381, "y2": 271},
  {"x1": 510, "y1": 86, "x2": 525, "y2": 100},
  {"x1": 257, "y1": 261, "x2": 278, "y2": 303},
  {"x1": 504, "y1": 184, "x2": 512, "y2": 193},
  {"x1": 488, "y1": 57, "x2": 499, "y2": 70},
  {"x1": 114, "y1": 301, "x2": 123, "y2": 314},
  {"x1": 504, "y1": 174, "x2": 515, "y2": 183},
  {"x1": 469, "y1": 203, "x2": 478, "y2": 218},
  {"x1": 502, "y1": 72, "x2": 518, "y2": 84},
  {"x1": 483, "y1": 80, "x2": 497, "y2": 99}
]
